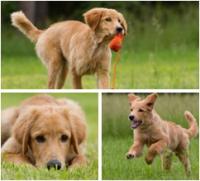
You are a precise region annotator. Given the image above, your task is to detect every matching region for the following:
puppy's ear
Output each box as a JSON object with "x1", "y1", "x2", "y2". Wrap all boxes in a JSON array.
[
  {"x1": 128, "y1": 94, "x2": 140, "y2": 103},
  {"x1": 83, "y1": 8, "x2": 103, "y2": 30},
  {"x1": 13, "y1": 108, "x2": 39, "y2": 155},
  {"x1": 70, "y1": 124, "x2": 79, "y2": 154},
  {"x1": 145, "y1": 93, "x2": 158, "y2": 110},
  {"x1": 118, "y1": 13, "x2": 128, "y2": 35},
  {"x1": 61, "y1": 107, "x2": 87, "y2": 155},
  {"x1": 61, "y1": 109, "x2": 79, "y2": 155}
]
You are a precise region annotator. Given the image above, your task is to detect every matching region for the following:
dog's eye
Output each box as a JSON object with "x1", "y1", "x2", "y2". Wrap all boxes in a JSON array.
[
  {"x1": 61, "y1": 134, "x2": 68, "y2": 142},
  {"x1": 105, "y1": 17, "x2": 112, "y2": 22},
  {"x1": 138, "y1": 109, "x2": 144, "y2": 112},
  {"x1": 118, "y1": 18, "x2": 121, "y2": 23},
  {"x1": 130, "y1": 108, "x2": 133, "y2": 111},
  {"x1": 35, "y1": 135, "x2": 46, "y2": 143}
]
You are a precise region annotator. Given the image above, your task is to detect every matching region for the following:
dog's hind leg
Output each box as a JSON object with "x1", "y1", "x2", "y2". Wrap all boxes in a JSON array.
[
  {"x1": 47, "y1": 57, "x2": 64, "y2": 89},
  {"x1": 55, "y1": 60, "x2": 68, "y2": 89},
  {"x1": 1, "y1": 107, "x2": 19, "y2": 145},
  {"x1": 161, "y1": 150, "x2": 173, "y2": 170},
  {"x1": 176, "y1": 150, "x2": 191, "y2": 176}
]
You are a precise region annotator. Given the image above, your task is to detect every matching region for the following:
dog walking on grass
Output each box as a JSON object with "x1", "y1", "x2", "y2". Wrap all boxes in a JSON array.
[{"x1": 127, "y1": 93, "x2": 198, "y2": 176}]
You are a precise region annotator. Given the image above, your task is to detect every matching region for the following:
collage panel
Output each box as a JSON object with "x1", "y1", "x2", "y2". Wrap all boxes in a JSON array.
[
  {"x1": 102, "y1": 93, "x2": 199, "y2": 180},
  {"x1": 1, "y1": 93, "x2": 98, "y2": 180},
  {"x1": 1, "y1": 1, "x2": 198, "y2": 89}
]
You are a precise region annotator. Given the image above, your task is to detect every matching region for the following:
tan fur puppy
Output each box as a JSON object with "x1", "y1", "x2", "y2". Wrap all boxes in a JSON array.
[
  {"x1": 10, "y1": 8, "x2": 127, "y2": 89},
  {"x1": 1, "y1": 95, "x2": 87, "y2": 169},
  {"x1": 126, "y1": 93, "x2": 198, "y2": 176}
]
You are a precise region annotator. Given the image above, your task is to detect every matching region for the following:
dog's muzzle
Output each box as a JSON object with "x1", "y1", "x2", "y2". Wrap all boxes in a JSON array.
[{"x1": 129, "y1": 115, "x2": 142, "y2": 129}]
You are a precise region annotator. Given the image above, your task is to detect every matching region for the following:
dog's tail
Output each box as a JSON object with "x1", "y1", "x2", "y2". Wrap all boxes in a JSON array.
[
  {"x1": 184, "y1": 111, "x2": 198, "y2": 139},
  {"x1": 11, "y1": 11, "x2": 43, "y2": 43}
]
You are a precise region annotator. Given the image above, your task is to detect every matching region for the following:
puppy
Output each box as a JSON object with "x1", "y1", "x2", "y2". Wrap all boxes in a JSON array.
[
  {"x1": 1, "y1": 95, "x2": 87, "y2": 169},
  {"x1": 126, "y1": 93, "x2": 198, "y2": 176},
  {"x1": 10, "y1": 8, "x2": 127, "y2": 89}
]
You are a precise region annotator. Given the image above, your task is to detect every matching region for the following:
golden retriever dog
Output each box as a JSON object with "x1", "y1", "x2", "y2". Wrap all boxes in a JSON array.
[
  {"x1": 1, "y1": 95, "x2": 87, "y2": 170},
  {"x1": 126, "y1": 93, "x2": 198, "y2": 176},
  {"x1": 10, "y1": 8, "x2": 127, "y2": 89}
]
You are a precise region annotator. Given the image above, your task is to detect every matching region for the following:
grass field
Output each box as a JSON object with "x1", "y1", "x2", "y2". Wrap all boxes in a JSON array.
[
  {"x1": 102, "y1": 93, "x2": 199, "y2": 180},
  {"x1": 1, "y1": 93, "x2": 98, "y2": 180}
]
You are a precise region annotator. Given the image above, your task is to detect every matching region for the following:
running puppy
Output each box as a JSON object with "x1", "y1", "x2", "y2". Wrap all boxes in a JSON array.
[
  {"x1": 1, "y1": 95, "x2": 87, "y2": 169},
  {"x1": 126, "y1": 93, "x2": 198, "y2": 176},
  {"x1": 11, "y1": 8, "x2": 127, "y2": 89}
]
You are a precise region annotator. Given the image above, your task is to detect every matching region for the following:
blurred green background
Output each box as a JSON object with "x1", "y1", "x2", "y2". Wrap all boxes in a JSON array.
[
  {"x1": 1, "y1": 93, "x2": 98, "y2": 180},
  {"x1": 1, "y1": 1, "x2": 199, "y2": 89},
  {"x1": 102, "y1": 93, "x2": 199, "y2": 179}
]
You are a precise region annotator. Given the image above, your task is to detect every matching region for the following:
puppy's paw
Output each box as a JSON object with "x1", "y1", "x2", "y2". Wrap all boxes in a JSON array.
[
  {"x1": 145, "y1": 156, "x2": 153, "y2": 165},
  {"x1": 126, "y1": 153, "x2": 135, "y2": 159}
]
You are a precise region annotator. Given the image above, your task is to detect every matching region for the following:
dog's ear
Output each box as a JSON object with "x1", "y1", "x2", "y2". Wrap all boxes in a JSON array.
[
  {"x1": 128, "y1": 94, "x2": 140, "y2": 103},
  {"x1": 70, "y1": 123, "x2": 79, "y2": 155},
  {"x1": 62, "y1": 107, "x2": 87, "y2": 155},
  {"x1": 83, "y1": 8, "x2": 103, "y2": 31},
  {"x1": 118, "y1": 12, "x2": 128, "y2": 35},
  {"x1": 13, "y1": 108, "x2": 39, "y2": 155},
  {"x1": 145, "y1": 93, "x2": 158, "y2": 110}
]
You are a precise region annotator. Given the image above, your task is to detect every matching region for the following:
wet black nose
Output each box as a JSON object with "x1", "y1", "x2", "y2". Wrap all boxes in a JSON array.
[
  {"x1": 116, "y1": 27, "x2": 123, "y2": 33},
  {"x1": 129, "y1": 115, "x2": 135, "y2": 121},
  {"x1": 47, "y1": 159, "x2": 61, "y2": 170}
]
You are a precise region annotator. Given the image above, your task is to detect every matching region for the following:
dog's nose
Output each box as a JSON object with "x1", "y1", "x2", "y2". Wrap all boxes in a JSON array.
[
  {"x1": 116, "y1": 27, "x2": 123, "y2": 33},
  {"x1": 129, "y1": 115, "x2": 135, "y2": 121},
  {"x1": 47, "y1": 159, "x2": 62, "y2": 170}
]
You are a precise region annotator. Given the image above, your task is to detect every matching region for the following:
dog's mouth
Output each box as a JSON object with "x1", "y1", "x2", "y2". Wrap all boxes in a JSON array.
[{"x1": 131, "y1": 120, "x2": 143, "y2": 129}]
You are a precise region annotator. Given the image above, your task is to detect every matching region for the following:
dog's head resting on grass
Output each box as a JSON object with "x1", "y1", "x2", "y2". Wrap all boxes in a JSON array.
[
  {"x1": 84, "y1": 8, "x2": 127, "y2": 42},
  {"x1": 12, "y1": 106, "x2": 85, "y2": 169},
  {"x1": 2, "y1": 95, "x2": 87, "y2": 170},
  {"x1": 128, "y1": 93, "x2": 158, "y2": 129}
]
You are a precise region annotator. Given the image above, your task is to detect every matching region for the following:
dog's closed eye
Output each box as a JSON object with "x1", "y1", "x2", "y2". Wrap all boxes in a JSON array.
[
  {"x1": 35, "y1": 135, "x2": 46, "y2": 143},
  {"x1": 60, "y1": 134, "x2": 68, "y2": 142}
]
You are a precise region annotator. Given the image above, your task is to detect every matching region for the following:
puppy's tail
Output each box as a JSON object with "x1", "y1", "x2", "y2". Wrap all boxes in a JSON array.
[
  {"x1": 11, "y1": 11, "x2": 43, "y2": 43},
  {"x1": 184, "y1": 111, "x2": 198, "y2": 139}
]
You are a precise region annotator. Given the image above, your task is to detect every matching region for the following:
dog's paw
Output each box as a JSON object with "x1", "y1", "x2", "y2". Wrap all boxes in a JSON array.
[
  {"x1": 126, "y1": 153, "x2": 135, "y2": 159},
  {"x1": 145, "y1": 156, "x2": 153, "y2": 165}
]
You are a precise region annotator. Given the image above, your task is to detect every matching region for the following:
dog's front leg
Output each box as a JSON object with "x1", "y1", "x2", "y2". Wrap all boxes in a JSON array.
[
  {"x1": 72, "y1": 73, "x2": 82, "y2": 89},
  {"x1": 145, "y1": 139, "x2": 168, "y2": 165},
  {"x1": 126, "y1": 141, "x2": 144, "y2": 159},
  {"x1": 69, "y1": 154, "x2": 87, "y2": 169},
  {"x1": 2, "y1": 137, "x2": 33, "y2": 166},
  {"x1": 2, "y1": 153, "x2": 33, "y2": 166},
  {"x1": 96, "y1": 69, "x2": 110, "y2": 89}
]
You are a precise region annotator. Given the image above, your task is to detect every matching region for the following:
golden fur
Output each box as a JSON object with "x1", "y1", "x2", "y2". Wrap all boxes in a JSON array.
[
  {"x1": 1, "y1": 95, "x2": 87, "y2": 169},
  {"x1": 11, "y1": 8, "x2": 127, "y2": 89},
  {"x1": 127, "y1": 93, "x2": 198, "y2": 176}
]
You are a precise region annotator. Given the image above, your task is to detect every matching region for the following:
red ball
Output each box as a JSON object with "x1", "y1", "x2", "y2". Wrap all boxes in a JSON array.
[{"x1": 109, "y1": 34, "x2": 124, "y2": 52}]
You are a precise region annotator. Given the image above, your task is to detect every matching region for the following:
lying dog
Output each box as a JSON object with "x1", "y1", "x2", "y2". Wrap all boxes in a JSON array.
[
  {"x1": 1, "y1": 95, "x2": 87, "y2": 169},
  {"x1": 11, "y1": 8, "x2": 127, "y2": 89},
  {"x1": 126, "y1": 93, "x2": 198, "y2": 176}
]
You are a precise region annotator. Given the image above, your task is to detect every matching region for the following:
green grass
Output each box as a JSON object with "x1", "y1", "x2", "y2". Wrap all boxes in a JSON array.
[
  {"x1": 102, "y1": 93, "x2": 199, "y2": 180},
  {"x1": 1, "y1": 93, "x2": 98, "y2": 180},
  {"x1": 2, "y1": 48, "x2": 198, "y2": 89}
]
